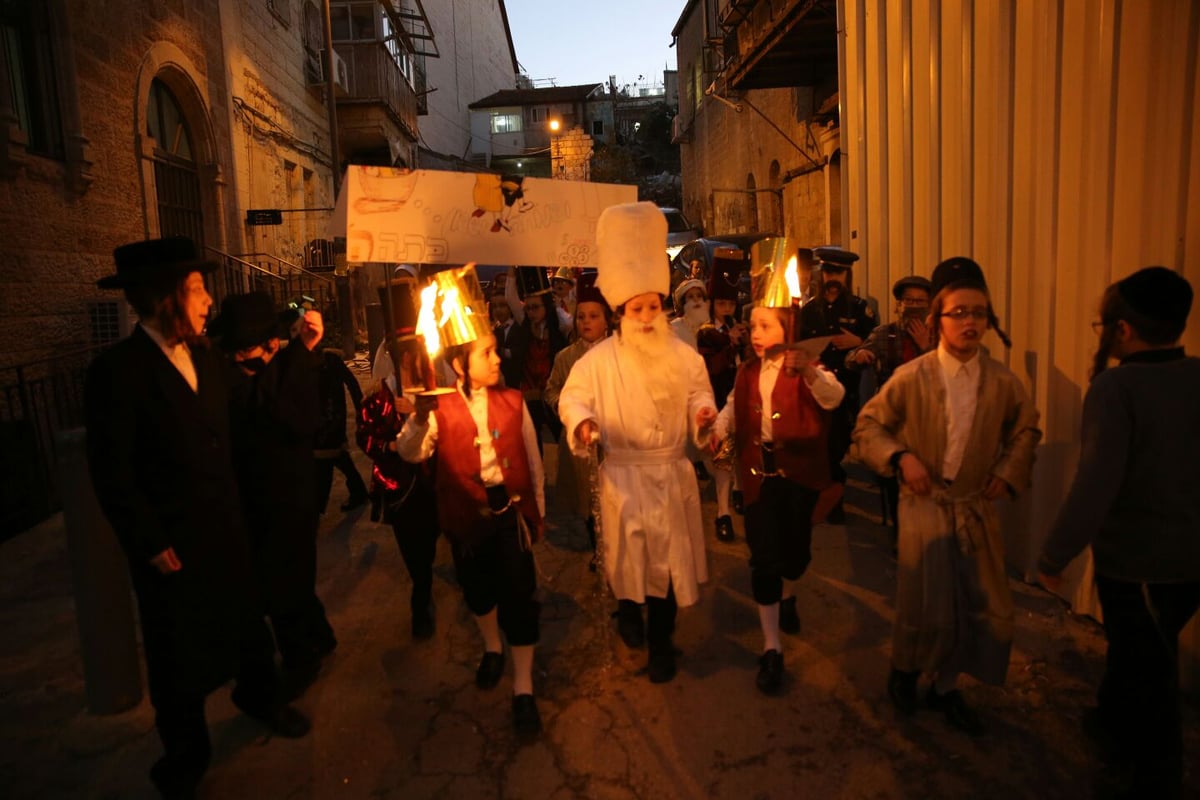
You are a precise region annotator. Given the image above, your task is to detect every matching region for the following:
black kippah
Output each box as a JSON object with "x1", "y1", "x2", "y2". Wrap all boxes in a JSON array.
[
  {"x1": 1116, "y1": 266, "x2": 1193, "y2": 326},
  {"x1": 930, "y1": 256, "x2": 988, "y2": 296}
]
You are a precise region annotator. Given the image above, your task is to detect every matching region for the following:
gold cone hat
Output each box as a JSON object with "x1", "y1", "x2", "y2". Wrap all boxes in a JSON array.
[
  {"x1": 750, "y1": 237, "x2": 809, "y2": 308},
  {"x1": 416, "y1": 264, "x2": 492, "y2": 355}
]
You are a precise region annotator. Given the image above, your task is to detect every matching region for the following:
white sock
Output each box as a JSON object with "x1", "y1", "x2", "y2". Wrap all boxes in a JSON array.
[
  {"x1": 934, "y1": 669, "x2": 959, "y2": 694},
  {"x1": 713, "y1": 463, "x2": 733, "y2": 518},
  {"x1": 511, "y1": 644, "x2": 535, "y2": 696},
  {"x1": 475, "y1": 609, "x2": 503, "y2": 654},
  {"x1": 758, "y1": 603, "x2": 782, "y2": 653}
]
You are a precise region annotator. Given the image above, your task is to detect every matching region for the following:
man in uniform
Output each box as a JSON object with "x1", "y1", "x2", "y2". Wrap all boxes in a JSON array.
[{"x1": 798, "y1": 246, "x2": 876, "y2": 520}]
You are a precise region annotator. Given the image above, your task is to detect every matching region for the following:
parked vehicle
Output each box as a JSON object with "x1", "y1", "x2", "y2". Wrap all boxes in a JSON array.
[
  {"x1": 667, "y1": 233, "x2": 778, "y2": 311},
  {"x1": 660, "y1": 207, "x2": 702, "y2": 261}
]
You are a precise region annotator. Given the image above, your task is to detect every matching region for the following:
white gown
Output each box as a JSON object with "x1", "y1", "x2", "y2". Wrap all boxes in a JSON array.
[{"x1": 558, "y1": 334, "x2": 715, "y2": 606}]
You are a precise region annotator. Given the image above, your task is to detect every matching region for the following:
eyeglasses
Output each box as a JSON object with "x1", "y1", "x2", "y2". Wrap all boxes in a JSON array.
[
  {"x1": 899, "y1": 297, "x2": 928, "y2": 307},
  {"x1": 942, "y1": 307, "x2": 989, "y2": 321}
]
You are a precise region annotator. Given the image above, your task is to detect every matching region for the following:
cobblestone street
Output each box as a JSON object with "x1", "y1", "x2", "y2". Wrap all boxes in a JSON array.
[{"x1": 2, "y1": 406, "x2": 1197, "y2": 799}]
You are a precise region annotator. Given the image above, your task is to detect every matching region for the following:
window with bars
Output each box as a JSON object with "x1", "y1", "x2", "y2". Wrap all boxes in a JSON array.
[{"x1": 1, "y1": 1, "x2": 65, "y2": 160}]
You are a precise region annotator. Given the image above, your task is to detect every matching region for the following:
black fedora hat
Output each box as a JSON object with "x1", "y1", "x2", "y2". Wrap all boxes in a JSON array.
[
  {"x1": 209, "y1": 291, "x2": 286, "y2": 352},
  {"x1": 930, "y1": 256, "x2": 988, "y2": 296},
  {"x1": 98, "y1": 236, "x2": 217, "y2": 289}
]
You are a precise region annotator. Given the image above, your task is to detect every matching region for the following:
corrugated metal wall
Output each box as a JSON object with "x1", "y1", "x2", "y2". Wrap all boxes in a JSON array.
[{"x1": 839, "y1": 0, "x2": 1200, "y2": 686}]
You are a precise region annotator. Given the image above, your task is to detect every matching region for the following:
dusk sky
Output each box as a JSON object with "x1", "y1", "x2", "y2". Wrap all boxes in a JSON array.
[{"x1": 504, "y1": 0, "x2": 683, "y2": 90}]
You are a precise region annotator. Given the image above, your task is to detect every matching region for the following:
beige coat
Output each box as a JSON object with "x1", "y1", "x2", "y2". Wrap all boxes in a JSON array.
[{"x1": 852, "y1": 350, "x2": 1041, "y2": 684}]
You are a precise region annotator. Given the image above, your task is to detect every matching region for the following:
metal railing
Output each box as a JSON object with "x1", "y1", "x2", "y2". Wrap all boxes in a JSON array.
[
  {"x1": 0, "y1": 344, "x2": 107, "y2": 540},
  {"x1": 206, "y1": 248, "x2": 336, "y2": 314},
  {"x1": 335, "y1": 40, "x2": 419, "y2": 141}
]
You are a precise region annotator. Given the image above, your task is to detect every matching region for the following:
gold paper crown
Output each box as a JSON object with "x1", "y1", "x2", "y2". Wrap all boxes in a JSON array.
[
  {"x1": 416, "y1": 264, "x2": 492, "y2": 355},
  {"x1": 750, "y1": 237, "x2": 809, "y2": 308}
]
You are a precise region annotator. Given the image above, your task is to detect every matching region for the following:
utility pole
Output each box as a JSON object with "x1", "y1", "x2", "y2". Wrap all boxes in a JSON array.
[{"x1": 321, "y1": 0, "x2": 341, "y2": 194}]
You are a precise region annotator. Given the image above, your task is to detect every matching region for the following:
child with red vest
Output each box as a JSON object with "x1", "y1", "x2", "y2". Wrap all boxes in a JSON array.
[
  {"x1": 397, "y1": 284, "x2": 545, "y2": 737},
  {"x1": 713, "y1": 259, "x2": 844, "y2": 694}
]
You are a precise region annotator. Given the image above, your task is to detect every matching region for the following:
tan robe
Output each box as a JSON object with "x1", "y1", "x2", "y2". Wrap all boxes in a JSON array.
[{"x1": 852, "y1": 350, "x2": 1041, "y2": 684}]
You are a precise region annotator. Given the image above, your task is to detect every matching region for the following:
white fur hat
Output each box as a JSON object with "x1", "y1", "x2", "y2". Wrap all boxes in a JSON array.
[
  {"x1": 673, "y1": 278, "x2": 707, "y2": 309},
  {"x1": 595, "y1": 201, "x2": 669, "y2": 308}
]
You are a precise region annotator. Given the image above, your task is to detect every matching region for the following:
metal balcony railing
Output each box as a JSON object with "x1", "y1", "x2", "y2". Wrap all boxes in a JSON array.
[{"x1": 334, "y1": 41, "x2": 419, "y2": 141}]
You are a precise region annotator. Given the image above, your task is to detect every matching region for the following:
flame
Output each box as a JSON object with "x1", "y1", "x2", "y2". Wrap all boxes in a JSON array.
[
  {"x1": 416, "y1": 281, "x2": 441, "y2": 358},
  {"x1": 783, "y1": 255, "x2": 801, "y2": 299}
]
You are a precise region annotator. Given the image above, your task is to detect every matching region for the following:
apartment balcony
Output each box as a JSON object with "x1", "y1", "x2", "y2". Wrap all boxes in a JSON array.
[
  {"x1": 720, "y1": 0, "x2": 839, "y2": 90},
  {"x1": 333, "y1": 41, "x2": 419, "y2": 162}
]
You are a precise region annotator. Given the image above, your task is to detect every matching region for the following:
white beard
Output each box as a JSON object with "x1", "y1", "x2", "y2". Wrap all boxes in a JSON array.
[
  {"x1": 682, "y1": 300, "x2": 710, "y2": 330},
  {"x1": 619, "y1": 313, "x2": 682, "y2": 413}
]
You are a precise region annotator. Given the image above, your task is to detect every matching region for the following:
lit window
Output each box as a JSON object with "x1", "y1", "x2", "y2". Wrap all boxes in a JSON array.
[{"x1": 490, "y1": 113, "x2": 521, "y2": 134}]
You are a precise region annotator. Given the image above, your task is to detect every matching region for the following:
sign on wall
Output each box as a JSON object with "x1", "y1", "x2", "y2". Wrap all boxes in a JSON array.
[{"x1": 335, "y1": 167, "x2": 636, "y2": 267}]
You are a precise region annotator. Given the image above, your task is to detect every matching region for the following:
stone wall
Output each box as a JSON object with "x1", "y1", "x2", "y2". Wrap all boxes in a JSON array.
[{"x1": 554, "y1": 126, "x2": 593, "y2": 182}]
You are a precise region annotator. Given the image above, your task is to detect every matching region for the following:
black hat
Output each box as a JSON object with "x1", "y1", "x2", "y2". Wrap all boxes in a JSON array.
[
  {"x1": 708, "y1": 247, "x2": 744, "y2": 302},
  {"x1": 377, "y1": 279, "x2": 419, "y2": 337},
  {"x1": 514, "y1": 266, "x2": 552, "y2": 299},
  {"x1": 209, "y1": 291, "x2": 285, "y2": 352},
  {"x1": 99, "y1": 236, "x2": 217, "y2": 289},
  {"x1": 892, "y1": 275, "x2": 933, "y2": 300},
  {"x1": 812, "y1": 246, "x2": 859, "y2": 271},
  {"x1": 930, "y1": 256, "x2": 988, "y2": 296},
  {"x1": 575, "y1": 271, "x2": 610, "y2": 313},
  {"x1": 1116, "y1": 266, "x2": 1193, "y2": 326}
]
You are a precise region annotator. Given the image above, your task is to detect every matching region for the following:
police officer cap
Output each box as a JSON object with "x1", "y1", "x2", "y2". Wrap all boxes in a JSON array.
[
  {"x1": 1116, "y1": 266, "x2": 1193, "y2": 326},
  {"x1": 892, "y1": 275, "x2": 933, "y2": 300},
  {"x1": 813, "y1": 246, "x2": 859, "y2": 271},
  {"x1": 930, "y1": 256, "x2": 988, "y2": 296}
]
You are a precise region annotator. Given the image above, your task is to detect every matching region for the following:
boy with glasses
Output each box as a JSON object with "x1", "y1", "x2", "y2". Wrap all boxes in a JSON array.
[{"x1": 852, "y1": 257, "x2": 1042, "y2": 736}]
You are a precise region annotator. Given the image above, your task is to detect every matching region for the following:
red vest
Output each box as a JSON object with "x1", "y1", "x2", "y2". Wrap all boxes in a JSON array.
[
  {"x1": 733, "y1": 359, "x2": 831, "y2": 505},
  {"x1": 434, "y1": 387, "x2": 542, "y2": 547}
]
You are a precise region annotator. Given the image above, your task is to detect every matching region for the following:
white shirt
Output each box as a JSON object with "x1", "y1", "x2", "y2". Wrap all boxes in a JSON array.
[
  {"x1": 715, "y1": 355, "x2": 846, "y2": 443},
  {"x1": 937, "y1": 344, "x2": 981, "y2": 481},
  {"x1": 141, "y1": 323, "x2": 197, "y2": 393},
  {"x1": 395, "y1": 384, "x2": 545, "y2": 518}
]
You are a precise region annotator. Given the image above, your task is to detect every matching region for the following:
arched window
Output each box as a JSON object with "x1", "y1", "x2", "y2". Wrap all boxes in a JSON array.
[{"x1": 147, "y1": 78, "x2": 203, "y2": 243}]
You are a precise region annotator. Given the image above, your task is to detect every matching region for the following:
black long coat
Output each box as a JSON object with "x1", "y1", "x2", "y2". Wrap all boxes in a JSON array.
[
  {"x1": 226, "y1": 341, "x2": 321, "y2": 612},
  {"x1": 85, "y1": 326, "x2": 262, "y2": 703}
]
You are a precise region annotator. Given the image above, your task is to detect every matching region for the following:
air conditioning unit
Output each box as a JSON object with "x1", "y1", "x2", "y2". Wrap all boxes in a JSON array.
[
  {"x1": 329, "y1": 49, "x2": 349, "y2": 96},
  {"x1": 306, "y1": 48, "x2": 349, "y2": 97}
]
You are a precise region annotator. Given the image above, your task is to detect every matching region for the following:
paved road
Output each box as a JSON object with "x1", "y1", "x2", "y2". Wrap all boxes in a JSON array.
[{"x1": 2, "y1": 407, "x2": 1197, "y2": 798}]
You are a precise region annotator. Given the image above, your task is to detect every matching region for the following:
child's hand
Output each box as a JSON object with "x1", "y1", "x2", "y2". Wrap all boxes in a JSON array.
[
  {"x1": 898, "y1": 453, "x2": 931, "y2": 495},
  {"x1": 413, "y1": 394, "x2": 438, "y2": 425},
  {"x1": 576, "y1": 419, "x2": 600, "y2": 448},
  {"x1": 695, "y1": 406, "x2": 718, "y2": 432}
]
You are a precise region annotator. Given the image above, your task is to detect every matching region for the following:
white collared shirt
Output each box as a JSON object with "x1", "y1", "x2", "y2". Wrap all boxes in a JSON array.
[
  {"x1": 937, "y1": 344, "x2": 981, "y2": 480},
  {"x1": 714, "y1": 355, "x2": 845, "y2": 442},
  {"x1": 141, "y1": 323, "x2": 198, "y2": 393}
]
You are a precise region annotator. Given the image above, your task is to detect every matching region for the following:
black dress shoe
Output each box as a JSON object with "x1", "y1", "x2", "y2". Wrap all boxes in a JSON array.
[
  {"x1": 715, "y1": 515, "x2": 735, "y2": 543},
  {"x1": 341, "y1": 494, "x2": 369, "y2": 512},
  {"x1": 926, "y1": 687, "x2": 985, "y2": 736},
  {"x1": 411, "y1": 605, "x2": 435, "y2": 640},
  {"x1": 732, "y1": 490, "x2": 745, "y2": 515},
  {"x1": 150, "y1": 758, "x2": 202, "y2": 800},
  {"x1": 647, "y1": 648, "x2": 677, "y2": 683},
  {"x1": 512, "y1": 693, "x2": 542, "y2": 736},
  {"x1": 887, "y1": 668, "x2": 919, "y2": 716},
  {"x1": 615, "y1": 600, "x2": 645, "y2": 649},
  {"x1": 693, "y1": 461, "x2": 711, "y2": 481},
  {"x1": 475, "y1": 651, "x2": 505, "y2": 689},
  {"x1": 280, "y1": 660, "x2": 321, "y2": 702},
  {"x1": 756, "y1": 649, "x2": 784, "y2": 694},
  {"x1": 231, "y1": 690, "x2": 312, "y2": 738},
  {"x1": 779, "y1": 596, "x2": 801, "y2": 635}
]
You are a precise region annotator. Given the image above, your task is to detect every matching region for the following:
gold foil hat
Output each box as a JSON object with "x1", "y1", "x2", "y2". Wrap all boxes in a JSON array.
[
  {"x1": 416, "y1": 263, "x2": 492, "y2": 356},
  {"x1": 750, "y1": 237, "x2": 809, "y2": 308}
]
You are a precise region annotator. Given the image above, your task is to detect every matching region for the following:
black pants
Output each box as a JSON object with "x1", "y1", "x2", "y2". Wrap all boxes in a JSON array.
[
  {"x1": 646, "y1": 582, "x2": 677, "y2": 654},
  {"x1": 827, "y1": 398, "x2": 854, "y2": 485},
  {"x1": 451, "y1": 489, "x2": 540, "y2": 646},
  {"x1": 745, "y1": 477, "x2": 818, "y2": 605},
  {"x1": 525, "y1": 398, "x2": 561, "y2": 456},
  {"x1": 153, "y1": 615, "x2": 278, "y2": 792},
  {"x1": 315, "y1": 450, "x2": 369, "y2": 513},
  {"x1": 386, "y1": 482, "x2": 439, "y2": 613},
  {"x1": 1095, "y1": 575, "x2": 1200, "y2": 797}
]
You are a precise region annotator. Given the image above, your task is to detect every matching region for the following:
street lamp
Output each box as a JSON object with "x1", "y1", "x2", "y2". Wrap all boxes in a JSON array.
[{"x1": 548, "y1": 117, "x2": 563, "y2": 178}]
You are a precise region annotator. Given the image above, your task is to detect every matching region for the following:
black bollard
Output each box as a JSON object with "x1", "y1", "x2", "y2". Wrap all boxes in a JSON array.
[{"x1": 55, "y1": 428, "x2": 142, "y2": 714}]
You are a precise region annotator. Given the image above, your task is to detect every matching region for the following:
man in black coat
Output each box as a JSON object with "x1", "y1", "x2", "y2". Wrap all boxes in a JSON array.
[
  {"x1": 798, "y1": 246, "x2": 877, "y2": 520},
  {"x1": 212, "y1": 292, "x2": 337, "y2": 695},
  {"x1": 85, "y1": 238, "x2": 308, "y2": 799}
]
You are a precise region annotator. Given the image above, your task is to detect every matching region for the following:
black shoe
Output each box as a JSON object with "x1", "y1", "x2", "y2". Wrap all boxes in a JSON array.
[
  {"x1": 693, "y1": 461, "x2": 711, "y2": 481},
  {"x1": 779, "y1": 597, "x2": 801, "y2": 635},
  {"x1": 715, "y1": 515, "x2": 735, "y2": 543},
  {"x1": 615, "y1": 600, "x2": 645, "y2": 649},
  {"x1": 475, "y1": 651, "x2": 505, "y2": 689},
  {"x1": 926, "y1": 687, "x2": 984, "y2": 736},
  {"x1": 732, "y1": 490, "x2": 745, "y2": 515},
  {"x1": 231, "y1": 690, "x2": 312, "y2": 738},
  {"x1": 756, "y1": 649, "x2": 784, "y2": 694},
  {"x1": 512, "y1": 694, "x2": 542, "y2": 736},
  {"x1": 341, "y1": 494, "x2": 369, "y2": 512},
  {"x1": 411, "y1": 605, "x2": 435, "y2": 640},
  {"x1": 648, "y1": 647, "x2": 677, "y2": 683},
  {"x1": 887, "y1": 668, "x2": 919, "y2": 716},
  {"x1": 150, "y1": 758, "x2": 202, "y2": 800},
  {"x1": 280, "y1": 659, "x2": 321, "y2": 702}
]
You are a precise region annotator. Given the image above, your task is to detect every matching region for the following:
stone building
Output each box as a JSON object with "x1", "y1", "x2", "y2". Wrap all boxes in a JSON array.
[{"x1": 671, "y1": 0, "x2": 838, "y2": 244}]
